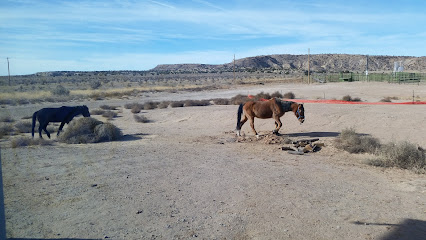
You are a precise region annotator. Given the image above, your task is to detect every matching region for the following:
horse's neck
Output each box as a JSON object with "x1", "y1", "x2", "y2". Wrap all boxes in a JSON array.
[{"x1": 280, "y1": 101, "x2": 293, "y2": 112}]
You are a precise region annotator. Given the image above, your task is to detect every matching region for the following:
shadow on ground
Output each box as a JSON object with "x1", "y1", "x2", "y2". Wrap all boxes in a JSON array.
[{"x1": 352, "y1": 219, "x2": 426, "y2": 240}]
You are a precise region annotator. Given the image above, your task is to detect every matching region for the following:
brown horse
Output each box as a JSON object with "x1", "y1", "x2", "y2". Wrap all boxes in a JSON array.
[{"x1": 236, "y1": 98, "x2": 305, "y2": 137}]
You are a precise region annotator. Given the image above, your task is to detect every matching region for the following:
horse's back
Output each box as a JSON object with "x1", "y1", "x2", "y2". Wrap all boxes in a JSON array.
[
  {"x1": 36, "y1": 106, "x2": 73, "y2": 122},
  {"x1": 244, "y1": 99, "x2": 275, "y2": 119}
]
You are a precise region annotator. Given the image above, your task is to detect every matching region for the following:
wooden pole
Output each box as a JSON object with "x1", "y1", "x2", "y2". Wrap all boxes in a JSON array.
[
  {"x1": 308, "y1": 48, "x2": 310, "y2": 84},
  {"x1": 233, "y1": 54, "x2": 235, "y2": 82},
  {"x1": 7, "y1": 58, "x2": 10, "y2": 86}
]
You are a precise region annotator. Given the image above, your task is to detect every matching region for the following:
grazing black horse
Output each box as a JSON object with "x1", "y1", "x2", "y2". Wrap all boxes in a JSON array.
[{"x1": 32, "y1": 105, "x2": 90, "y2": 138}]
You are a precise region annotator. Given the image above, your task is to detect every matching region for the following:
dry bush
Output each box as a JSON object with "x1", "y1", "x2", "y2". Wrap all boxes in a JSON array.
[
  {"x1": 255, "y1": 92, "x2": 271, "y2": 100},
  {"x1": 0, "y1": 124, "x2": 14, "y2": 138},
  {"x1": 271, "y1": 91, "x2": 283, "y2": 98},
  {"x1": 94, "y1": 123, "x2": 123, "y2": 142},
  {"x1": 102, "y1": 110, "x2": 118, "y2": 119},
  {"x1": 184, "y1": 100, "x2": 211, "y2": 107},
  {"x1": 134, "y1": 114, "x2": 150, "y2": 123},
  {"x1": 51, "y1": 85, "x2": 70, "y2": 96},
  {"x1": 157, "y1": 101, "x2": 170, "y2": 109},
  {"x1": 170, "y1": 101, "x2": 185, "y2": 108},
  {"x1": 342, "y1": 95, "x2": 361, "y2": 102},
  {"x1": 334, "y1": 128, "x2": 381, "y2": 154},
  {"x1": 369, "y1": 142, "x2": 425, "y2": 172},
  {"x1": 230, "y1": 94, "x2": 250, "y2": 105},
  {"x1": 212, "y1": 98, "x2": 230, "y2": 105},
  {"x1": 131, "y1": 105, "x2": 142, "y2": 113},
  {"x1": 0, "y1": 115, "x2": 14, "y2": 123},
  {"x1": 100, "y1": 104, "x2": 118, "y2": 110},
  {"x1": 11, "y1": 137, "x2": 52, "y2": 148},
  {"x1": 283, "y1": 92, "x2": 296, "y2": 99},
  {"x1": 90, "y1": 109, "x2": 106, "y2": 115},
  {"x1": 14, "y1": 120, "x2": 32, "y2": 133},
  {"x1": 58, "y1": 117, "x2": 122, "y2": 144},
  {"x1": 144, "y1": 101, "x2": 159, "y2": 110}
]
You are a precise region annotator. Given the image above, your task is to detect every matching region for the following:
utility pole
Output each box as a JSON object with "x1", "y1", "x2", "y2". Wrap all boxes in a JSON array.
[
  {"x1": 307, "y1": 48, "x2": 310, "y2": 84},
  {"x1": 7, "y1": 58, "x2": 10, "y2": 86}
]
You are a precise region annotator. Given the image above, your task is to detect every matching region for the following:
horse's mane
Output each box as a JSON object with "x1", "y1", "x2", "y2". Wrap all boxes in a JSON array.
[{"x1": 275, "y1": 98, "x2": 293, "y2": 112}]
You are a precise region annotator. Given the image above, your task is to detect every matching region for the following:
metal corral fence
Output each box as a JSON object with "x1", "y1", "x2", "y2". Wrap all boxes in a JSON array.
[{"x1": 312, "y1": 72, "x2": 426, "y2": 84}]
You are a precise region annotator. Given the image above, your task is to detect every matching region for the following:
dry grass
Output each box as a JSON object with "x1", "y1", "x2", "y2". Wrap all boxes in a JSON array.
[
  {"x1": 170, "y1": 101, "x2": 185, "y2": 108},
  {"x1": 334, "y1": 128, "x2": 381, "y2": 154},
  {"x1": 283, "y1": 91, "x2": 295, "y2": 99},
  {"x1": 335, "y1": 128, "x2": 425, "y2": 173},
  {"x1": 14, "y1": 120, "x2": 33, "y2": 133},
  {"x1": 90, "y1": 109, "x2": 106, "y2": 115},
  {"x1": 100, "y1": 104, "x2": 119, "y2": 110},
  {"x1": 144, "y1": 102, "x2": 159, "y2": 110},
  {"x1": 368, "y1": 142, "x2": 425, "y2": 173},
  {"x1": 58, "y1": 117, "x2": 122, "y2": 144}
]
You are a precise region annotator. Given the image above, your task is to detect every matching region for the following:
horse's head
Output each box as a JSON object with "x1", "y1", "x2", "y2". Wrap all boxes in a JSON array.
[
  {"x1": 81, "y1": 105, "x2": 91, "y2": 117},
  {"x1": 293, "y1": 103, "x2": 305, "y2": 124}
]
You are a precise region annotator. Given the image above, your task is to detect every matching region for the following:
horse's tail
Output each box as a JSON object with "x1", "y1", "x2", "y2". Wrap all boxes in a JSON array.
[
  {"x1": 31, "y1": 111, "x2": 37, "y2": 138},
  {"x1": 236, "y1": 103, "x2": 244, "y2": 131}
]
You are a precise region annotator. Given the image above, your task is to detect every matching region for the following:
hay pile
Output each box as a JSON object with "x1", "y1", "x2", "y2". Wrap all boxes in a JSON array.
[{"x1": 58, "y1": 117, "x2": 122, "y2": 144}]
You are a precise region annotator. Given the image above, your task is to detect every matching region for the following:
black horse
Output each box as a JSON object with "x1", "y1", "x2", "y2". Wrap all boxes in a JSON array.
[{"x1": 32, "y1": 105, "x2": 90, "y2": 139}]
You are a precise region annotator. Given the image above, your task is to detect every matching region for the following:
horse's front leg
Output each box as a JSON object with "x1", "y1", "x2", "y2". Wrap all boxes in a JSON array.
[{"x1": 57, "y1": 121, "x2": 66, "y2": 136}]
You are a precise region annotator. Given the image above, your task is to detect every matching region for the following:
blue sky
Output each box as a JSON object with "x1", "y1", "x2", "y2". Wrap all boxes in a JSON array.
[{"x1": 1, "y1": 0, "x2": 426, "y2": 75}]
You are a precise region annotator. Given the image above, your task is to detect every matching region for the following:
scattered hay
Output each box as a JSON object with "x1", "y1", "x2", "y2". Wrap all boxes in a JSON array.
[
  {"x1": 11, "y1": 137, "x2": 52, "y2": 148},
  {"x1": 0, "y1": 115, "x2": 14, "y2": 123},
  {"x1": 100, "y1": 104, "x2": 119, "y2": 110},
  {"x1": 58, "y1": 117, "x2": 122, "y2": 144}
]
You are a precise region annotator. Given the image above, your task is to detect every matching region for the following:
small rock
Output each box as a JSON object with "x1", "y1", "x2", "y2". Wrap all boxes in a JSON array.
[{"x1": 91, "y1": 184, "x2": 98, "y2": 187}]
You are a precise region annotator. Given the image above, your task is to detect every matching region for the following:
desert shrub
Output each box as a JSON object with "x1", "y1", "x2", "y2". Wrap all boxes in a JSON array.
[
  {"x1": 271, "y1": 91, "x2": 283, "y2": 98},
  {"x1": 157, "y1": 101, "x2": 170, "y2": 109},
  {"x1": 230, "y1": 94, "x2": 250, "y2": 105},
  {"x1": 212, "y1": 98, "x2": 230, "y2": 105},
  {"x1": 100, "y1": 105, "x2": 118, "y2": 110},
  {"x1": 334, "y1": 128, "x2": 381, "y2": 154},
  {"x1": 11, "y1": 137, "x2": 52, "y2": 148},
  {"x1": 90, "y1": 81, "x2": 102, "y2": 90},
  {"x1": 102, "y1": 110, "x2": 118, "y2": 119},
  {"x1": 14, "y1": 120, "x2": 32, "y2": 133},
  {"x1": 170, "y1": 101, "x2": 184, "y2": 108},
  {"x1": 144, "y1": 101, "x2": 159, "y2": 110},
  {"x1": 255, "y1": 92, "x2": 271, "y2": 100},
  {"x1": 94, "y1": 123, "x2": 123, "y2": 142},
  {"x1": 380, "y1": 97, "x2": 392, "y2": 102},
  {"x1": 51, "y1": 85, "x2": 70, "y2": 96},
  {"x1": 283, "y1": 92, "x2": 296, "y2": 99},
  {"x1": 184, "y1": 99, "x2": 211, "y2": 107},
  {"x1": 0, "y1": 124, "x2": 14, "y2": 138},
  {"x1": 369, "y1": 142, "x2": 425, "y2": 172},
  {"x1": 58, "y1": 117, "x2": 122, "y2": 144},
  {"x1": 90, "y1": 109, "x2": 106, "y2": 115},
  {"x1": 131, "y1": 105, "x2": 142, "y2": 113},
  {"x1": 342, "y1": 95, "x2": 361, "y2": 102},
  {"x1": 134, "y1": 114, "x2": 150, "y2": 123},
  {"x1": 0, "y1": 115, "x2": 14, "y2": 122}
]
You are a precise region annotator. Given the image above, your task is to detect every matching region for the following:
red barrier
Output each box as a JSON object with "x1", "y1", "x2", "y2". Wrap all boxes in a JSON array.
[{"x1": 247, "y1": 95, "x2": 426, "y2": 105}]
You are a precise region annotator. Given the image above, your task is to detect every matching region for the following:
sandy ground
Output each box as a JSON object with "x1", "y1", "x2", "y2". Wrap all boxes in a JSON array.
[{"x1": 1, "y1": 82, "x2": 426, "y2": 240}]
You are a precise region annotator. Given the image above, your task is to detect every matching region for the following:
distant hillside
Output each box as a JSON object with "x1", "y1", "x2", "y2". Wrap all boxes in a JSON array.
[{"x1": 152, "y1": 54, "x2": 426, "y2": 73}]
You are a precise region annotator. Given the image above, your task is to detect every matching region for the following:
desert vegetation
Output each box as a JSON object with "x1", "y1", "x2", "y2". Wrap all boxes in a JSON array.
[{"x1": 335, "y1": 128, "x2": 425, "y2": 173}]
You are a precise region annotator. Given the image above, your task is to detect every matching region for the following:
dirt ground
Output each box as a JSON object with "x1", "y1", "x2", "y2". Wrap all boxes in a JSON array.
[{"x1": 1, "y1": 82, "x2": 426, "y2": 240}]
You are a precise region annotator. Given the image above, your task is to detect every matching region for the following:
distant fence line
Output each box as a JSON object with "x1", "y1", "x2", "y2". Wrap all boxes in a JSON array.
[{"x1": 311, "y1": 72, "x2": 426, "y2": 84}]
